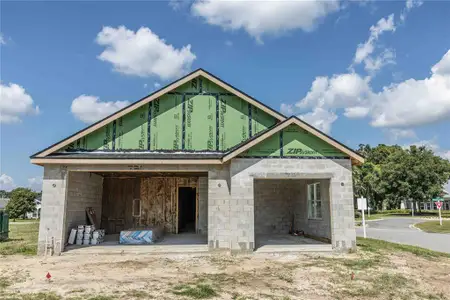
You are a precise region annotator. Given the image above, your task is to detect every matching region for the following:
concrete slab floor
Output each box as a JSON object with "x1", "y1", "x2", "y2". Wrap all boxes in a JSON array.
[
  {"x1": 255, "y1": 234, "x2": 332, "y2": 253},
  {"x1": 64, "y1": 233, "x2": 208, "y2": 255}
]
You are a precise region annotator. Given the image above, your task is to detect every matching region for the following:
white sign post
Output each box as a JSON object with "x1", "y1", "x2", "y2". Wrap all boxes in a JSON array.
[
  {"x1": 357, "y1": 197, "x2": 367, "y2": 238},
  {"x1": 433, "y1": 197, "x2": 443, "y2": 226}
]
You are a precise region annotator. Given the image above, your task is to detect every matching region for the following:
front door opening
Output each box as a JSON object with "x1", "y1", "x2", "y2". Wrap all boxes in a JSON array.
[{"x1": 178, "y1": 187, "x2": 196, "y2": 233}]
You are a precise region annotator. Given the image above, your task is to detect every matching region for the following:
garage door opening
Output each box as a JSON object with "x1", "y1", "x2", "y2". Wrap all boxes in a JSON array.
[
  {"x1": 253, "y1": 178, "x2": 332, "y2": 251},
  {"x1": 178, "y1": 187, "x2": 197, "y2": 233},
  {"x1": 64, "y1": 172, "x2": 208, "y2": 253}
]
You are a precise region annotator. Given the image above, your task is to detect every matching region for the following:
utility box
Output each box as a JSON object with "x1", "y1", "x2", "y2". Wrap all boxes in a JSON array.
[{"x1": 0, "y1": 211, "x2": 9, "y2": 241}]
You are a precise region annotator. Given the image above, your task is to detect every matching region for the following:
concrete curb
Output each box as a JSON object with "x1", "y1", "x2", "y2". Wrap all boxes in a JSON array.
[{"x1": 410, "y1": 223, "x2": 423, "y2": 232}]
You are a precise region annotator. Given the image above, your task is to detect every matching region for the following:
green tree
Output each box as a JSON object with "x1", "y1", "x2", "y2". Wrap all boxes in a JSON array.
[
  {"x1": 5, "y1": 188, "x2": 38, "y2": 220},
  {"x1": 354, "y1": 144, "x2": 450, "y2": 211},
  {"x1": 0, "y1": 190, "x2": 10, "y2": 198}
]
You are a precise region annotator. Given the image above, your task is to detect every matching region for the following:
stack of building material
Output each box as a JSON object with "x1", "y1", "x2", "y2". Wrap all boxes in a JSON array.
[
  {"x1": 91, "y1": 229, "x2": 105, "y2": 245},
  {"x1": 70, "y1": 225, "x2": 105, "y2": 246},
  {"x1": 119, "y1": 227, "x2": 163, "y2": 245}
]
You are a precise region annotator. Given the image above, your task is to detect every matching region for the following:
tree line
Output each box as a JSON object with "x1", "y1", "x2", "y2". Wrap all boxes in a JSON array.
[{"x1": 353, "y1": 144, "x2": 450, "y2": 211}]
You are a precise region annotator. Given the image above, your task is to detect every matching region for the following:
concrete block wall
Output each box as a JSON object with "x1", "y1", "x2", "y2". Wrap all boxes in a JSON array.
[
  {"x1": 197, "y1": 176, "x2": 208, "y2": 234},
  {"x1": 64, "y1": 172, "x2": 103, "y2": 243},
  {"x1": 231, "y1": 158, "x2": 356, "y2": 252},
  {"x1": 38, "y1": 165, "x2": 68, "y2": 255},
  {"x1": 293, "y1": 179, "x2": 331, "y2": 240},
  {"x1": 254, "y1": 179, "x2": 297, "y2": 235},
  {"x1": 207, "y1": 165, "x2": 232, "y2": 249}
]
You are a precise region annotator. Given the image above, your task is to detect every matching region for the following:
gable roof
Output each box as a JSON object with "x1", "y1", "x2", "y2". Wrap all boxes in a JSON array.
[
  {"x1": 222, "y1": 116, "x2": 365, "y2": 165},
  {"x1": 31, "y1": 68, "x2": 287, "y2": 158}
]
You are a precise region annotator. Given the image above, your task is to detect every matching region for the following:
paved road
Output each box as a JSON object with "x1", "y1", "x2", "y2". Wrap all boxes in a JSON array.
[{"x1": 356, "y1": 218, "x2": 450, "y2": 253}]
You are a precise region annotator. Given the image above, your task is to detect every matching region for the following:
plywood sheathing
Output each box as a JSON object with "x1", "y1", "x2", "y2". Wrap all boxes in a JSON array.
[
  {"x1": 140, "y1": 177, "x2": 198, "y2": 233},
  {"x1": 101, "y1": 178, "x2": 140, "y2": 234}
]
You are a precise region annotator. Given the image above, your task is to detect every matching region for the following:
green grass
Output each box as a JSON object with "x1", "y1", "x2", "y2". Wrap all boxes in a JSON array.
[
  {"x1": 172, "y1": 283, "x2": 218, "y2": 299},
  {"x1": 357, "y1": 237, "x2": 450, "y2": 259},
  {"x1": 415, "y1": 220, "x2": 450, "y2": 233},
  {"x1": 355, "y1": 209, "x2": 450, "y2": 221},
  {"x1": 8, "y1": 219, "x2": 40, "y2": 223},
  {"x1": 0, "y1": 222, "x2": 39, "y2": 255}
]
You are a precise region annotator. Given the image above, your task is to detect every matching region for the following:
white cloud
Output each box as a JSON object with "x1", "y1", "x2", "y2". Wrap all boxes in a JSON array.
[
  {"x1": 28, "y1": 176, "x2": 43, "y2": 192},
  {"x1": 400, "y1": 0, "x2": 423, "y2": 22},
  {"x1": 344, "y1": 106, "x2": 370, "y2": 118},
  {"x1": 71, "y1": 95, "x2": 129, "y2": 124},
  {"x1": 299, "y1": 107, "x2": 337, "y2": 134},
  {"x1": 292, "y1": 49, "x2": 450, "y2": 131},
  {"x1": 352, "y1": 14, "x2": 396, "y2": 72},
  {"x1": 225, "y1": 40, "x2": 233, "y2": 47},
  {"x1": 0, "y1": 33, "x2": 5, "y2": 45},
  {"x1": 96, "y1": 26, "x2": 196, "y2": 80},
  {"x1": 297, "y1": 73, "x2": 371, "y2": 110},
  {"x1": 364, "y1": 48, "x2": 396, "y2": 73},
  {"x1": 280, "y1": 103, "x2": 295, "y2": 115},
  {"x1": 388, "y1": 128, "x2": 417, "y2": 141},
  {"x1": 191, "y1": 0, "x2": 341, "y2": 42},
  {"x1": 154, "y1": 82, "x2": 161, "y2": 89},
  {"x1": 0, "y1": 83, "x2": 40, "y2": 124},
  {"x1": 403, "y1": 139, "x2": 439, "y2": 151},
  {"x1": 0, "y1": 174, "x2": 15, "y2": 192},
  {"x1": 370, "y1": 50, "x2": 450, "y2": 127},
  {"x1": 431, "y1": 49, "x2": 450, "y2": 76}
]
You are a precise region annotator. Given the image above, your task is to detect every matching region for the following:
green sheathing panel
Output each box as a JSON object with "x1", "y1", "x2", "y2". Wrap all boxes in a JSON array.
[
  {"x1": 240, "y1": 125, "x2": 347, "y2": 158},
  {"x1": 116, "y1": 105, "x2": 148, "y2": 150},
  {"x1": 58, "y1": 76, "x2": 277, "y2": 153},
  {"x1": 282, "y1": 125, "x2": 347, "y2": 157},
  {"x1": 251, "y1": 105, "x2": 276, "y2": 136},
  {"x1": 219, "y1": 95, "x2": 250, "y2": 151},
  {"x1": 185, "y1": 95, "x2": 216, "y2": 151},
  {"x1": 150, "y1": 94, "x2": 182, "y2": 150},
  {"x1": 241, "y1": 133, "x2": 281, "y2": 157}
]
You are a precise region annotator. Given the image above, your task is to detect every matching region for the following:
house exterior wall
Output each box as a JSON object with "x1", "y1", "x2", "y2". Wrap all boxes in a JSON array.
[
  {"x1": 38, "y1": 165, "x2": 69, "y2": 255},
  {"x1": 65, "y1": 172, "x2": 103, "y2": 242},
  {"x1": 38, "y1": 158, "x2": 355, "y2": 255},
  {"x1": 230, "y1": 158, "x2": 355, "y2": 251}
]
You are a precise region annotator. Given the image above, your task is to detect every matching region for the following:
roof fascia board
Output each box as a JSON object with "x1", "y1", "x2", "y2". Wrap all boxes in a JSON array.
[{"x1": 30, "y1": 158, "x2": 223, "y2": 165}]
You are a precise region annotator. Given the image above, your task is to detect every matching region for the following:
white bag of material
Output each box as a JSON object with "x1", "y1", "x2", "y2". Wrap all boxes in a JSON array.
[
  {"x1": 76, "y1": 239, "x2": 83, "y2": 245},
  {"x1": 83, "y1": 239, "x2": 90, "y2": 245},
  {"x1": 91, "y1": 239, "x2": 98, "y2": 245},
  {"x1": 68, "y1": 229, "x2": 77, "y2": 245}
]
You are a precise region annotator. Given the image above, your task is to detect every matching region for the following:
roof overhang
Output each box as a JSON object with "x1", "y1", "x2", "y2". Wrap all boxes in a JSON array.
[{"x1": 30, "y1": 158, "x2": 223, "y2": 166}]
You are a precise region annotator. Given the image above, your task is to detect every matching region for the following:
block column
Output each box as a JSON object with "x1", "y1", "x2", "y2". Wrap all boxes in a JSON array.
[
  {"x1": 207, "y1": 166, "x2": 231, "y2": 249},
  {"x1": 37, "y1": 165, "x2": 69, "y2": 255},
  {"x1": 329, "y1": 160, "x2": 356, "y2": 251}
]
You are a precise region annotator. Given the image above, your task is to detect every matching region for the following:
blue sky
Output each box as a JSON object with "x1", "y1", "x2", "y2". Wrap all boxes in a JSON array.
[{"x1": 1, "y1": 0, "x2": 450, "y2": 191}]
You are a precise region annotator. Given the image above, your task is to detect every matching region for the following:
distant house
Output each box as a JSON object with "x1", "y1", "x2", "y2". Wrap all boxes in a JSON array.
[
  {"x1": 401, "y1": 189, "x2": 450, "y2": 211},
  {"x1": 0, "y1": 198, "x2": 9, "y2": 211},
  {"x1": 26, "y1": 197, "x2": 41, "y2": 219}
]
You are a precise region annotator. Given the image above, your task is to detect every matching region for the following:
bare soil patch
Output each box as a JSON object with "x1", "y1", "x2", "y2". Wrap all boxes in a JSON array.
[{"x1": 0, "y1": 247, "x2": 449, "y2": 300}]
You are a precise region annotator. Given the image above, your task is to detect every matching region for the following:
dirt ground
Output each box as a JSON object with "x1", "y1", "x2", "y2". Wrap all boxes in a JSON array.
[{"x1": 0, "y1": 247, "x2": 449, "y2": 300}]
